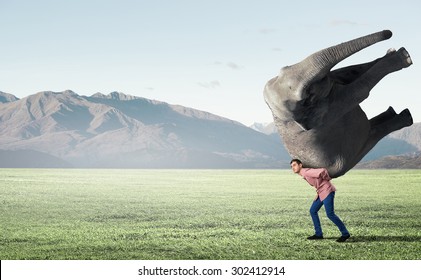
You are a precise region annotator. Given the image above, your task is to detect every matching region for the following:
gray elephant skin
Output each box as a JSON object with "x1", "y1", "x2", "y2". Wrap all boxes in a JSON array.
[{"x1": 264, "y1": 30, "x2": 413, "y2": 178}]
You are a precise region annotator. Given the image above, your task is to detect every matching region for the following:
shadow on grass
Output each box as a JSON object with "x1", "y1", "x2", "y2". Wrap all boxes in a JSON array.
[{"x1": 331, "y1": 236, "x2": 421, "y2": 243}]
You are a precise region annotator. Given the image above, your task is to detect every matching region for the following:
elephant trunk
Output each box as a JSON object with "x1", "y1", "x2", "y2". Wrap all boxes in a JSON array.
[{"x1": 300, "y1": 30, "x2": 392, "y2": 83}]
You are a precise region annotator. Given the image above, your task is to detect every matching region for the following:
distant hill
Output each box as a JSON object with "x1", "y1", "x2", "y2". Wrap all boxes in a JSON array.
[
  {"x1": 361, "y1": 137, "x2": 419, "y2": 161},
  {"x1": 250, "y1": 122, "x2": 277, "y2": 135},
  {"x1": 0, "y1": 90, "x2": 288, "y2": 168},
  {"x1": 356, "y1": 152, "x2": 421, "y2": 169},
  {"x1": 0, "y1": 91, "x2": 19, "y2": 103},
  {"x1": 0, "y1": 149, "x2": 71, "y2": 168},
  {"x1": 388, "y1": 122, "x2": 421, "y2": 151}
]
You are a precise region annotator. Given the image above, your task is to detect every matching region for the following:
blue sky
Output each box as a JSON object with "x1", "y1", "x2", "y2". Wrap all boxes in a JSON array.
[{"x1": 1, "y1": 0, "x2": 420, "y2": 125}]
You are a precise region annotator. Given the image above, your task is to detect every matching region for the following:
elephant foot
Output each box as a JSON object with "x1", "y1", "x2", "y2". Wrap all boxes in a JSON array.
[
  {"x1": 369, "y1": 109, "x2": 413, "y2": 148},
  {"x1": 398, "y1": 47, "x2": 412, "y2": 67},
  {"x1": 398, "y1": 108, "x2": 413, "y2": 127},
  {"x1": 369, "y1": 106, "x2": 397, "y2": 127},
  {"x1": 383, "y1": 47, "x2": 412, "y2": 69},
  {"x1": 385, "y1": 106, "x2": 396, "y2": 116},
  {"x1": 386, "y1": 48, "x2": 396, "y2": 54}
]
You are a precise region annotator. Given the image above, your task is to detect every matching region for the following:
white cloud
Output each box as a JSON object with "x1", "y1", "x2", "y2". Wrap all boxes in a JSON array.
[
  {"x1": 226, "y1": 62, "x2": 243, "y2": 70},
  {"x1": 213, "y1": 61, "x2": 244, "y2": 70},
  {"x1": 198, "y1": 80, "x2": 221, "y2": 90}
]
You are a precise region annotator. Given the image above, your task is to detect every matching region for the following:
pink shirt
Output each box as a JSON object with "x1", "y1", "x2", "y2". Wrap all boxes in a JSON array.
[{"x1": 299, "y1": 168, "x2": 336, "y2": 201}]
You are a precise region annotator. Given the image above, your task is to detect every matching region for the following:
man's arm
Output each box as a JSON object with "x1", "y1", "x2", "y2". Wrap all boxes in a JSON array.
[{"x1": 301, "y1": 168, "x2": 328, "y2": 179}]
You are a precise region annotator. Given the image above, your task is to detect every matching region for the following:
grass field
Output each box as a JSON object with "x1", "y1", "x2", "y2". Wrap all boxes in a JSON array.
[{"x1": 1, "y1": 169, "x2": 420, "y2": 260}]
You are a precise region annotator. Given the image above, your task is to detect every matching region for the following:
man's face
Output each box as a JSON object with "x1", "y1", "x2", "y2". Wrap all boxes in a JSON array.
[{"x1": 291, "y1": 161, "x2": 302, "y2": 174}]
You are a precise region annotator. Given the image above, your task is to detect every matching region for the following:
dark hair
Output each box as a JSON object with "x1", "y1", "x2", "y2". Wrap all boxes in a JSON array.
[{"x1": 290, "y1": 159, "x2": 302, "y2": 165}]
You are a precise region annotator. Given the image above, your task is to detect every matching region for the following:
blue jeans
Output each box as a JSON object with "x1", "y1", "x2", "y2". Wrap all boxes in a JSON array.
[{"x1": 310, "y1": 192, "x2": 349, "y2": 237}]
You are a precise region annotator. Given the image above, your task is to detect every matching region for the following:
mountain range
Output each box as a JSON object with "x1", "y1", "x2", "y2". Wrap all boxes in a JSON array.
[
  {"x1": 1, "y1": 90, "x2": 420, "y2": 168},
  {"x1": 0, "y1": 90, "x2": 289, "y2": 168}
]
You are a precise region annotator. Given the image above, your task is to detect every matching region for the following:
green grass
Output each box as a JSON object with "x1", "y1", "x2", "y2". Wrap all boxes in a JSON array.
[{"x1": 1, "y1": 169, "x2": 420, "y2": 260}]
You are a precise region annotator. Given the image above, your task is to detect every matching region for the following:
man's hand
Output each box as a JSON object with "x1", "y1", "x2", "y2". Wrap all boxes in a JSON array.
[{"x1": 314, "y1": 194, "x2": 319, "y2": 201}]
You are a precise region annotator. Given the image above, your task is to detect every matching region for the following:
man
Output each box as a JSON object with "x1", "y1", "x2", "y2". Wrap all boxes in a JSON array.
[{"x1": 290, "y1": 159, "x2": 351, "y2": 242}]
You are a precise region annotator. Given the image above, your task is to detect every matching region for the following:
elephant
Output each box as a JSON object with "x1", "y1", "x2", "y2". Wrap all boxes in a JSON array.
[{"x1": 263, "y1": 30, "x2": 413, "y2": 178}]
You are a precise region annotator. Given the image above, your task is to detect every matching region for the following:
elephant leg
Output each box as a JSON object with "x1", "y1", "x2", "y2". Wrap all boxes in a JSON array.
[
  {"x1": 325, "y1": 49, "x2": 411, "y2": 125},
  {"x1": 330, "y1": 48, "x2": 397, "y2": 85},
  {"x1": 347, "y1": 47, "x2": 412, "y2": 104},
  {"x1": 369, "y1": 106, "x2": 397, "y2": 127},
  {"x1": 330, "y1": 57, "x2": 383, "y2": 85},
  {"x1": 371, "y1": 108, "x2": 413, "y2": 136},
  {"x1": 352, "y1": 109, "x2": 413, "y2": 167}
]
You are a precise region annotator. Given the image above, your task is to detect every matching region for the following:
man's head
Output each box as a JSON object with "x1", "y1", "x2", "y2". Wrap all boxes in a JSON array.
[{"x1": 290, "y1": 159, "x2": 303, "y2": 174}]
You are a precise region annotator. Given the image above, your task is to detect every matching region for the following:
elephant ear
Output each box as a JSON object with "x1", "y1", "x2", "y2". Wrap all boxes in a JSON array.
[{"x1": 293, "y1": 97, "x2": 330, "y2": 130}]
